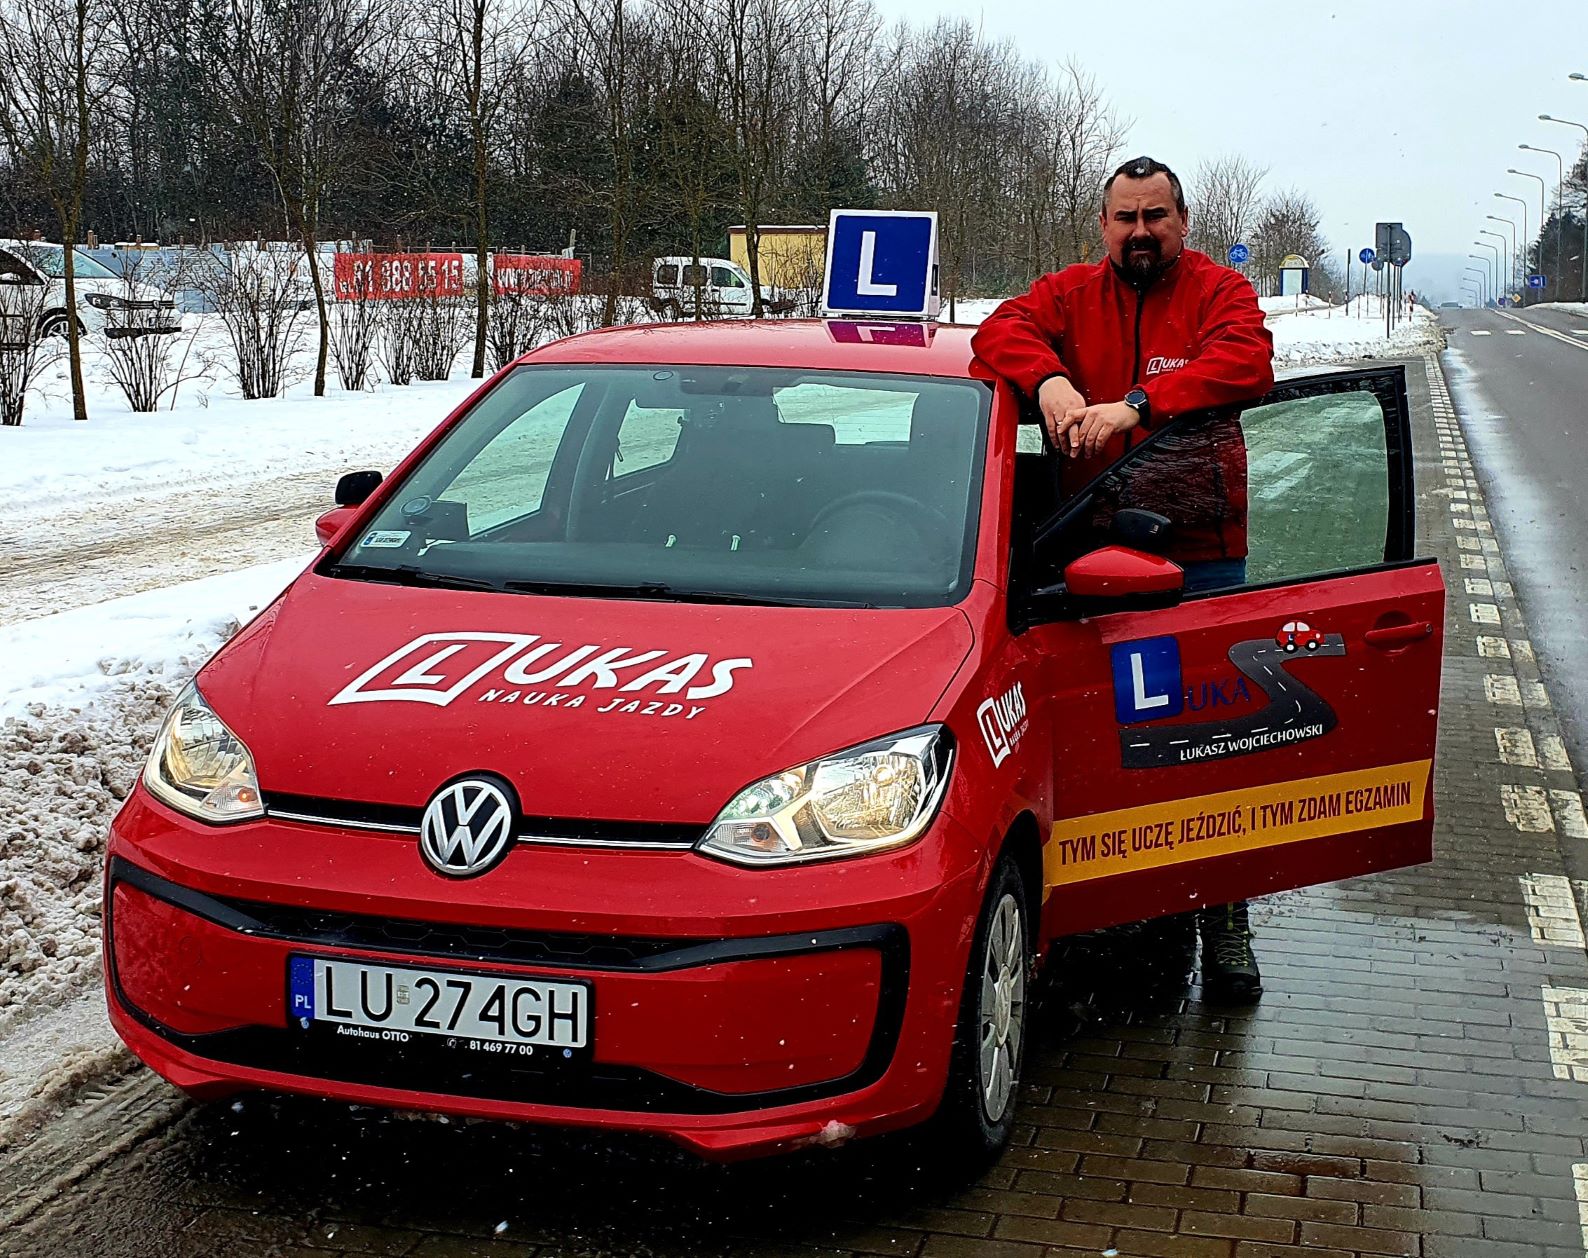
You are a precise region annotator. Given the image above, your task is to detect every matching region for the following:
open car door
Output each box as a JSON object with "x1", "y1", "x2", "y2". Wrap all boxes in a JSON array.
[{"x1": 1019, "y1": 366, "x2": 1443, "y2": 936}]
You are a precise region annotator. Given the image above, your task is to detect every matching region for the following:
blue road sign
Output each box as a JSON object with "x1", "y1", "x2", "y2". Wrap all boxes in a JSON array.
[
  {"x1": 1360, "y1": 247, "x2": 1376, "y2": 264},
  {"x1": 1228, "y1": 243, "x2": 1250, "y2": 265},
  {"x1": 1528, "y1": 274, "x2": 1547, "y2": 289},
  {"x1": 821, "y1": 210, "x2": 939, "y2": 319}
]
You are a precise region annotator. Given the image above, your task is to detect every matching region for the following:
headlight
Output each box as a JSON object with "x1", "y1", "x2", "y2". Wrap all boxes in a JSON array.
[
  {"x1": 142, "y1": 682, "x2": 264, "y2": 823},
  {"x1": 83, "y1": 292, "x2": 114, "y2": 310},
  {"x1": 697, "y1": 727, "x2": 952, "y2": 866}
]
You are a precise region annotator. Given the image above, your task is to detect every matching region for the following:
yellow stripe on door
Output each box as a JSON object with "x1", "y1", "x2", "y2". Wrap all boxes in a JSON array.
[{"x1": 1045, "y1": 759, "x2": 1433, "y2": 886}]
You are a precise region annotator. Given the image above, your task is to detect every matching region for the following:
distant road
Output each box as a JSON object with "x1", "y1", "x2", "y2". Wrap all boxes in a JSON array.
[{"x1": 1441, "y1": 304, "x2": 1588, "y2": 773}]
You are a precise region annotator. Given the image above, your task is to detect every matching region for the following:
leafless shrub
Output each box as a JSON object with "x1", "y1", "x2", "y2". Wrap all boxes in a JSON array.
[
  {"x1": 332, "y1": 267, "x2": 378, "y2": 390},
  {"x1": 195, "y1": 245, "x2": 308, "y2": 400},
  {"x1": 100, "y1": 253, "x2": 208, "y2": 412},
  {"x1": 377, "y1": 296, "x2": 421, "y2": 386},
  {"x1": 412, "y1": 288, "x2": 471, "y2": 380},
  {"x1": 0, "y1": 280, "x2": 55, "y2": 427},
  {"x1": 485, "y1": 284, "x2": 534, "y2": 372}
]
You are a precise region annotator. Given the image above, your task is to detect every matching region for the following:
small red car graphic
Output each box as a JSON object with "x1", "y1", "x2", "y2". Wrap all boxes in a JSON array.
[{"x1": 1276, "y1": 620, "x2": 1326, "y2": 652}]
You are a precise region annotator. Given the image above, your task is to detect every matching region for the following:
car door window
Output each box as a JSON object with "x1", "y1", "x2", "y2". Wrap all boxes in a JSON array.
[
  {"x1": 655, "y1": 263, "x2": 678, "y2": 286},
  {"x1": 613, "y1": 400, "x2": 683, "y2": 476},
  {"x1": 711, "y1": 266, "x2": 746, "y2": 290},
  {"x1": 1040, "y1": 369, "x2": 1410, "y2": 595},
  {"x1": 440, "y1": 383, "x2": 583, "y2": 533}
]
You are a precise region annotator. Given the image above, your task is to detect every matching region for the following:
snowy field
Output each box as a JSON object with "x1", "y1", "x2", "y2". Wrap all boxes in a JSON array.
[{"x1": 0, "y1": 296, "x2": 1444, "y2": 1145}]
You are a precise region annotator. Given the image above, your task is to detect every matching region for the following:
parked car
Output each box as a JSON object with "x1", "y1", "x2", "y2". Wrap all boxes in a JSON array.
[
  {"x1": 0, "y1": 239, "x2": 183, "y2": 339},
  {"x1": 649, "y1": 255, "x2": 795, "y2": 319}
]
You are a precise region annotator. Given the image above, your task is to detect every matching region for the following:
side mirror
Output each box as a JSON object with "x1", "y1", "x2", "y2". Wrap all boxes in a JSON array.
[
  {"x1": 335, "y1": 469, "x2": 382, "y2": 506},
  {"x1": 315, "y1": 506, "x2": 357, "y2": 547},
  {"x1": 1064, "y1": 545, "x2": 1184, "y2": 599},
  {"x1": 1111, "y1": 508, "x2": 1172, "y2": 554}
]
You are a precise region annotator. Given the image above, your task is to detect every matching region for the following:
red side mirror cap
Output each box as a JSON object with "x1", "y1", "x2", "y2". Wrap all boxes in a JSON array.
[
  {"x1": 1064, "y1": 545, "x2": 1184, "y2": 598},
  {"x1": 315, "y1": 506, "x2": 357, "y2": 547}
]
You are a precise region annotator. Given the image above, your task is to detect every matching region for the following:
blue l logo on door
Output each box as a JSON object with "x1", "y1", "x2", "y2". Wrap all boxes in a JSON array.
[{"x1": 1111, "y1": 637, "x2": 1184, "y2": 724}]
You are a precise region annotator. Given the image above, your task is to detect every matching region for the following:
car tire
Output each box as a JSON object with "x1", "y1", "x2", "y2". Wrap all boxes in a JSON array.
[
  {"x1": 931, "y1": 854, "x2": 1032, "y2": 1162},
  {"x1": 1283, "y1": 643, "x2": 1296, "y2": 653},
  {"x1": 1305, "y1": 641, "x2": 1318, "y2": 651}
]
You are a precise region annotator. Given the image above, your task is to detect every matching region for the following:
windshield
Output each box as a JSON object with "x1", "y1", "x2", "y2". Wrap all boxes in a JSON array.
[
  {"x1": 329, "y1": 364, "x2": 990, "y2": 608},
  {"x1": 19, "y1": 245, "x2": 118, "y2": 281}
]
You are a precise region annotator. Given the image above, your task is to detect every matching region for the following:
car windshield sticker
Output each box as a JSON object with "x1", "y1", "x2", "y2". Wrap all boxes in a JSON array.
[
  {"x1": 1113, "y1": 623, "x2": 1345, "y2": 769},
  {"x1": 361, "y1": 530, "x2": 411, "y2": 548},
  {"x1": 978, "y1": 681, "x2": 1028, "y2": 767},
  {"x1": 330, "y1": 631, "x2": 753, "y2": 721},
  {"x1": 1046, "y1": 759, "x2": 1431, "y2": 885}
]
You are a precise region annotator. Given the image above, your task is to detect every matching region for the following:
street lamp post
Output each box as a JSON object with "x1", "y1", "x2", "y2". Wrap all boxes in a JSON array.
[
  {"x1": 1496, "y1": 193, "x2": 1531, "y2": 303},
  {"x1": 1462, "y1": 281, "x2": 1481, "y2": 310},
  {"x1": 1465, "y1": 265, "x2": 1489, "y2": 307},
  {"x1": 1486, "y1": 215, "x2": 1518, "y2": 298},
  {"x1": 1473, "y1": 244, "x2": 1500, "y2": 301},
  {"x1": 1520, "y1": 144, "x2": 1566, "y2": 294},
  {"x1": 1508, "y1": 170, "x2": 1549, "y2": 294},
  {"x1": 1479, "y1": 229, "x2": 1509, "y2": 300},
  {"x1": 1540, "y1": 114, "x2": 1588, "y2": 301}
]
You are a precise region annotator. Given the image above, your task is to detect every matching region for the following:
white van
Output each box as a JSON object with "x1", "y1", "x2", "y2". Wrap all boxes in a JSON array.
[{"x1": 649, "y1": 256, "x2": 794, "y2": 319}]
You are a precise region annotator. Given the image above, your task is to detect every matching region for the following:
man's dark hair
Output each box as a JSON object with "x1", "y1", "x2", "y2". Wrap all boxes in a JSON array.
[{"x1": 1103, "y1": 156, "x2": 1187, "y2": 215}]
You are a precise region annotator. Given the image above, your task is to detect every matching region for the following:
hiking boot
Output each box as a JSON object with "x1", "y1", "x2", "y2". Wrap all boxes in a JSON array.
[{"x1": 1198, "y1": 901, "x2": 1262, "y2": 1002}]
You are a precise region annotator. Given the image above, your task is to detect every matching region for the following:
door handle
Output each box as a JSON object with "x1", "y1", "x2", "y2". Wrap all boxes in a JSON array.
[{"x1": 1365, "y1": 621, "x2": 1434, "y2": 647}]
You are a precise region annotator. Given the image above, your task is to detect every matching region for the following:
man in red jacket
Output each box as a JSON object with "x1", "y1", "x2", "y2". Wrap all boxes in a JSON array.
[{"x1": 972, "y1": 155, "x2": 1275, "y2": 1001}]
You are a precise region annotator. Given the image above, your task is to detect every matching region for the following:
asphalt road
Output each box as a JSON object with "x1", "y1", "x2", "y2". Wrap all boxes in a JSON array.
[{"x1": 1440, "y1": 304, "x2": 1588, "y2": 780}]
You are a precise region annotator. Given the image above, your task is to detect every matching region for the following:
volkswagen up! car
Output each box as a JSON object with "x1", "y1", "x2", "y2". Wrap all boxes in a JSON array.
[{"x1": 104, "y1": 319, "x2": 1443, "y2": 1159}]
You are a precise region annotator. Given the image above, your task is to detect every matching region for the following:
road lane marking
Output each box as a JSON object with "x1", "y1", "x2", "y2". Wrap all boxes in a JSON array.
[
  {"x1": 1495, "y1": 308, "x2": 1588, "y2": 352},
  {"x1": 1542, "y1": 987, "x2": 1588, "y2": 1078},
  {"x1": 1486, "y1": 674, "x2": 1522, "y2": 705},
  {"x1": 1520, "y1": 873, "x2": 1586, "y2": 947},
  {"x1": 1554, "y1": 791, "x2": 1588, "y2": 839},
  {"x1": 1504, "y1": 784, "x2": 1556, "y2": 832},
  {"x1": 1543, "y1": 735, "x2": 1574, "y2": 773},
  {"x1": 1497, "y1": 727, "x2": 1540, "y2": 767},
  {"x1": 1470, "y1": 329, "x2": 1492, "y2": 336},
  {"x1": 1505, "y1": 329, "x2": 1528, "y2": 335}
]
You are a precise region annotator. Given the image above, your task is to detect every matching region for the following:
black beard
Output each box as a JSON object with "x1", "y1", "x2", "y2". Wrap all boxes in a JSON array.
[{"x1": 1118, "y1": 244, "x2": 1170, "y2": 287}]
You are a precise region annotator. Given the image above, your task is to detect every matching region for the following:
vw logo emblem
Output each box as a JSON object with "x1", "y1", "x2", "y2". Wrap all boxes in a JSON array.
[{"x1": 419, "y1": 775, "x2": 517, "y2": 878}]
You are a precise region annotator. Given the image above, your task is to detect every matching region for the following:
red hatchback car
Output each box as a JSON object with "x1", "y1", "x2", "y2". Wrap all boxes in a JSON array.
[{"x1": 105, "y1": 320, "x2": 1443, "y2": 1160}]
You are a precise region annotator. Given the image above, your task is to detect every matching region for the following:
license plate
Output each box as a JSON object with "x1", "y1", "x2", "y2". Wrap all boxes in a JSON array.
[{"x1": 288, "y1": 956, "x2": 590, "y2": 1054}]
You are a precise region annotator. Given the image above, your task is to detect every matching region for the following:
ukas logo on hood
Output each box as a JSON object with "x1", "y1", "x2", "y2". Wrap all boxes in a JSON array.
[{"x1": 330, "y1": 632, "x2": 752, "y2": 721}]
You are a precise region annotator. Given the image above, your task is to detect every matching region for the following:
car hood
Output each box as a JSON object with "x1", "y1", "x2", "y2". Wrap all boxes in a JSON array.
[{"x1": 200, "y1": 570, "x2": 976, "y2": 824}]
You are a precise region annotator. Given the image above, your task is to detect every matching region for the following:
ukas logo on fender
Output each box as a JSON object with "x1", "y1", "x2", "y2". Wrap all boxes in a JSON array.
[{"x1": 978, "y1": 681, "x2": 1028, "y2": 767}]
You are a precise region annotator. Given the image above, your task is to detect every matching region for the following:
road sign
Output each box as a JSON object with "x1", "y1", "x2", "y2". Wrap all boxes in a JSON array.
[
  {"x1": 1228, "y1": 243, "x2": 1250, "y2": 265},
  {"x1": 1374, "y1": 222, "x2": 1412, "y2": 267},
  {"x1": 820, "y1": 209, "x2": 940, "y2": 320},
  {"x1": 1359, "y1": 248, "x2": 1376, "y2": 265},
  {"x1": 1528, "y1": 274, "x2": 1547, "y2": 289}
]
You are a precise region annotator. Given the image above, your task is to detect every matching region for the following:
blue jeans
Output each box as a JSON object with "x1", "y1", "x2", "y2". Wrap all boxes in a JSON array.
[{"x1": 1181, "y1": 558, "x2": 1247, "y2": 594}]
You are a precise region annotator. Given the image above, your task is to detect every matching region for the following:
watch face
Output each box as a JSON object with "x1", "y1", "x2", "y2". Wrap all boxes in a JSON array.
[{"x1": 1126, "y1": 388, "x2": 1147, "y2": 408}]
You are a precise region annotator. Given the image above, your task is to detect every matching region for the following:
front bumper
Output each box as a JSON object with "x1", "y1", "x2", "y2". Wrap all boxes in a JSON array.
[{"x1": 104, "y1": 789, "x2": 985, "y2": 1159}]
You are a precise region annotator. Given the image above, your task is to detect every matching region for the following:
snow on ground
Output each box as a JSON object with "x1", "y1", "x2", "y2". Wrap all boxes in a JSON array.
[{"x1": 0, "y1": 291, "x2": 1448, "y2": 1136}]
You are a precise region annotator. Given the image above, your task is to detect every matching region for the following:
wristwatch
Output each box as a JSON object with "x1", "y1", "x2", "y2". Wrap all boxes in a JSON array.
[{"x1": 1123, "y1": 386, "x2": 1150, "y2": 425}]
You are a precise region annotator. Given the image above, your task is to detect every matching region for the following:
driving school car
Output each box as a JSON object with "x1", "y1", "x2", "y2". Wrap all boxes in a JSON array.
[{"x1": 103, "y1": 317, "x2": 1444, "y2": 1161}]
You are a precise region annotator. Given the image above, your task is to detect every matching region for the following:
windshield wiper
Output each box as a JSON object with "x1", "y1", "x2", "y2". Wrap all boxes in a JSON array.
[{"x1": 326, "y1": 563, "x2": 504, "y2": 592}]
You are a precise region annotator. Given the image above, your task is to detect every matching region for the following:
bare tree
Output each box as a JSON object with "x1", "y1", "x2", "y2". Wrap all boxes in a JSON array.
[
  {"x1": 0, "y1": 0, "x2": 108, "y2": 421},
  {"x1": 208, "y1": 0, "x2": 391, "y2": 396},
  {"x1": 0, "y1": 270, "x2": 56, "y2": 426},
  {"x1": 432, "y1": 0, "x2": 533, "y2": 376},
  {"x1": 1251, "y1": 188, "x2": 1328, "y2": 298},
  {"x1": 1190, "y1": 153, "x2": 1267, "y2": 270}
]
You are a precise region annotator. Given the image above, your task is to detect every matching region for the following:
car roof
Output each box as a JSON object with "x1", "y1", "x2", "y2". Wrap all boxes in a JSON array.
[{"x1": 519, "y1": 318, "x2": 981, "y2": 379}]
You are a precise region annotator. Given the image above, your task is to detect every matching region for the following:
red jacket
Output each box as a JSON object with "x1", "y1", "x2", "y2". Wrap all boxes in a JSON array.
[{"x1": 971, "y1": 249, "x2": 1274, "y2": 562}]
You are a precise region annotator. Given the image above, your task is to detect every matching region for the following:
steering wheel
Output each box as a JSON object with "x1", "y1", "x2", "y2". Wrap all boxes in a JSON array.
[{"x1": 805, "y1": 490, "x2": 953, "y2": 549}]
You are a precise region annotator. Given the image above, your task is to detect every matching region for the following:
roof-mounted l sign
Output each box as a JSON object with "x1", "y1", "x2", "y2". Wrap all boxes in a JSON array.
[{"x1": 820, "y1": 209, "x2": 940, "y2": 321}]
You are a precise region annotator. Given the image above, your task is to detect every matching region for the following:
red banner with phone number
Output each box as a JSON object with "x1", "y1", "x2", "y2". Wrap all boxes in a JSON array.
[{"x1": 332, "y1": 253, "x2": 466, "y2": 301}]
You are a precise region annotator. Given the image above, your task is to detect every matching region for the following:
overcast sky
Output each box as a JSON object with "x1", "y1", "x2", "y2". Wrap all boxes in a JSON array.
[{"x1": 869, "y1": 0, "x2": 1588, "y2": 299}]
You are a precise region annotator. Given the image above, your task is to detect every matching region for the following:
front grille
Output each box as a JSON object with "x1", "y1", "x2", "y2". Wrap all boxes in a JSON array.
[{"x1": 262, "y1": 791, "x2": 701, "y2": 850}]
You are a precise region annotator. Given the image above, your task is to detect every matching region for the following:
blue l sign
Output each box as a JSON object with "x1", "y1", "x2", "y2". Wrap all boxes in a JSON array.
[
  {"x1": 821, "y1": 210, "x2": 939, "y2": 319},
  {"x1": 1111, "y1": 637, "x2": 1184, "y2": 725}
]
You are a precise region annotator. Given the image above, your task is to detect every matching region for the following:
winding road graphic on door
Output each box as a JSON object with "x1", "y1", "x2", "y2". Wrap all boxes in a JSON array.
[{"x1": 1120, "y1": 633, "x2": 1346, "y2": 769}]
